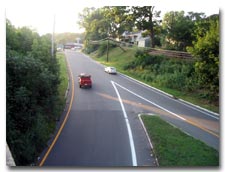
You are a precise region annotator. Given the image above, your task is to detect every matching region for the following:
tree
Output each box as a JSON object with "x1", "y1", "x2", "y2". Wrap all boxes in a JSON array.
[
  {"x1": 16, "y1": 27, "x2": 39, "y2": 54},
  {"x1": 187, "y1": 15, "x2": 219, "y2": 101},
  {"x1": 78, "y1": 7, "x2": 110, "y2": 53},
  {"x1": 6, "y1": 20, "x2": 20, "y2": 57},
  {"x1": 78, "y1": 6, "x2": 161, "y2": 51},
  {"x1": 103, "y1": 6, "x2": 134, "y2": 38},
  {"x1": 6, "y1": 20, "x2": 60, "y2": 165},
  {"x1": 131, "y1": 6, "x2": 161, "y2": 48},
  {"x1": 6, "y1": 20, "x2": 40, "y2": 57},
  {"x1": 161, "y1": 11, "x2": 206, "y2": 51},
  {"x1": 78, "y1": 7, "x2": 109, "y2": 40}
]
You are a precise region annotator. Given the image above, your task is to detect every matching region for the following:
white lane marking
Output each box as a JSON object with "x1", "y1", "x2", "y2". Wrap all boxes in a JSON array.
[
  {"x1": 119, "y1": 73, "x2": 219, "y2": 119},
  {"x1": 175, "y1": 99, "x2": 219, "y2": 120},
  {"x1": 113, "y1": 81, "x2": 186, "y2": 121},
  {"x1": 79, "y1": 52, "x2": 219, "y2": 118},
  {"x1": 111, "y1": 81, "x2": 137, "y2": 166},
  {"x1": 138, "y1": 114, "x2": 159, "y2": 166},
  {"x1": 120, "y1": 73, "x2": 173, "y2": 98}
]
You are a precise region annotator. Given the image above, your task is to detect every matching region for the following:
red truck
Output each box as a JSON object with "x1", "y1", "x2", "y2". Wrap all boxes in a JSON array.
[{"x1": 78, "y1": 73, "x2": 92, "y2": 88}]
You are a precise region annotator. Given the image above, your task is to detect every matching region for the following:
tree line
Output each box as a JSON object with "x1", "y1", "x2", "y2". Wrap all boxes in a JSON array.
[
  {"x1": 78, "y1": 7, "x2": 212, "y2": 51},
  {"x1": 55, "y1": 32, "x2": 85, "y2": 45},
  {"x1": 6, "y1": 20, "x2": 60, "y2": 165},
  {"x1": 78, "y1": 6, "x2": 219, "y2": 105}
]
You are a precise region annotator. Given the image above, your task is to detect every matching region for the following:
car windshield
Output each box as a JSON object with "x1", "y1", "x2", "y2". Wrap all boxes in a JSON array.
[
  {"x1": 79, "y1": 74, "x2": 91, "y2": 78},
  {"x1": 81, "y1": 77, "x2": 90, "y2": 79}
]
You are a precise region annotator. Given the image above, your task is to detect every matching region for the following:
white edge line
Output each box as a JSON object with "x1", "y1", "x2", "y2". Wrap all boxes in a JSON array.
[
  {"x1": 111, "y1": 81, "x2": 137, "y2": 166},
  {"x1": 178, "y1": 98, "x2": 219, "y2": 119},
  {"x1": 120, "y1": 73, "x2": 173, "y2": 98},
  {"x1": 138, "y1": 114, "x2": 159, "y2": 166},
  {"x1": 113, "y1": 81, "x2": 186, "y2": 121},
  {"x1": 81, "y1": 52, "x2": 219, "y2": 117},
  {"x1": 119, "y1": 73, "x2": 219, "y2": 118}
]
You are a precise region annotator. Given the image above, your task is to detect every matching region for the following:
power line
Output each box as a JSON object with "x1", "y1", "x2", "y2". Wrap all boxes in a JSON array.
[{"x1": 89, "y1": 37, "x2": 126, "y2": 52}]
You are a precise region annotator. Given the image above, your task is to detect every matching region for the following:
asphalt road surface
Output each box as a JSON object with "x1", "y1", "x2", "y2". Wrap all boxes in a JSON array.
[{"x1": 40, "y1": 50, "x2": 219, "y2": 166}]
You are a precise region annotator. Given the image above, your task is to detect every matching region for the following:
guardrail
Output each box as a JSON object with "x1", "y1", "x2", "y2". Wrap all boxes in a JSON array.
[
  {"x1": 148, "y1": 48, "x2": 193, "y2": 59},
  {"x1": 89, "y1": 37, "x2": 193, "y2": 59}
]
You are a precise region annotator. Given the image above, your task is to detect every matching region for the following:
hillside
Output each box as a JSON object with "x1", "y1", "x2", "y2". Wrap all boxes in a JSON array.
[{"x1": 89, "y1": 46, "x2": 218, "y2": 113}]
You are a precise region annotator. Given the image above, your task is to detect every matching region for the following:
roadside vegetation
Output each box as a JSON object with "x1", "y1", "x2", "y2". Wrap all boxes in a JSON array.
[
  {"x1": 56, "y1": 52, "x2": 68, "y2": 115},
  {"x1": 141, "y1": 114, "x2": 219, "y2": 166},
  {"x1": 90, "y1": 45, "x2": 218, "y2": 112},
  {"x1": 6, "y1": 20, "x2": 68, "y2": 165},
  {"x1": 79, "y1": 7, "x2": 219, "y2": 113}
]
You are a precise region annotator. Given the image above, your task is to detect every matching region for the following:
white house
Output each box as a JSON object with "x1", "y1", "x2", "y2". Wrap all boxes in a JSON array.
[
  {"x1": 121, "y1": 31, "x2": 151, "y2": 47},
  {"x1": 138, "y1": 37, "x2": 151, "y2": 47}
]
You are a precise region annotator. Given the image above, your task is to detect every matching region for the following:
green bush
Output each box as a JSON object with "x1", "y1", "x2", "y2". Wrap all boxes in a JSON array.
[
  {"x1": 123, "y1": 61, "x2": 136, "y2": 70},
  {"x1": 124, "y1": 49, "x2": 198, "y2": 92},
  {"x1": 97, "y1": 43, "x2": 107, "y2": 56},
  {"x1": 7, "y1": 21, "x2": 60, "y2": 165},
  {"x1": 85, "y1": 44, "x2": 99, "y2": 54},
  {"x1": 141, "y1": 72, "x2": 153, "y2": 82},
  {"x1": 134, "y1": 50, "x2": 164, "y2": 68}
]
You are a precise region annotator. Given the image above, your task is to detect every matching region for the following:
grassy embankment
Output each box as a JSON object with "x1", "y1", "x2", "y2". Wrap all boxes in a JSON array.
[
  {"x1": 89, "y1": 46, "x2": 219, "y2": 113},
  {"x1": 141, "y1": 114, "x2": 219, "y2": 166},
  {"x1": 44, "y1": 52, "x2": 68, "y2": 135},
  {"x1": 55, "y1": 52, "x2": 68, "y2": 119}
]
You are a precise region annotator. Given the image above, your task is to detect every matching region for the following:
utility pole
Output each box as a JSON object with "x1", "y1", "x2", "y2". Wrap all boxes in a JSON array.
[
  {"x1": 51, "y1": 15, "x2": 55, "y2": 58},
  {"x1": 106, "y1": 27, "x2": 110, "y2": 62},
  {"x1": 106, "y1": 37, "x2": 109, "y2": 62}
]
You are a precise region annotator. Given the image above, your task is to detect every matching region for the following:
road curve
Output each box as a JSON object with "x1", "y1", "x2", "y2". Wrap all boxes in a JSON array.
[{"x1": 40, "y1": 50, "x2": 219, "y2": 166}]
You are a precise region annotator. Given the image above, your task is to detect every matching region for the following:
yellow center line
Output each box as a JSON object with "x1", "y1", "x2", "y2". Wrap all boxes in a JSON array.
[
  {"x1": 97, "y1": 92, "x2": 219, "y2": 138},
  {"x1": 39, "y1": 55, "x2": 74, "y2": 166},
  {"x1": 184, "y1": 118, "x2": 219, "y2": 138}
]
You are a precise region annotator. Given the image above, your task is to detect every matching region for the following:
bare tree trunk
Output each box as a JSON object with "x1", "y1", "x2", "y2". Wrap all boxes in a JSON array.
[
  {"x1": 150, "y1": 7, "x2": 155, "y2": 48},
  {"x1": 150, "y1": 24, "x2": 155, "y2": 48}
]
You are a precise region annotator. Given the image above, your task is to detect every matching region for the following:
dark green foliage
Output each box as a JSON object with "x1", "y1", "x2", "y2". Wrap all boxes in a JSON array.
[
  {"x1": 6, "y1": 20, "x2": 60, "y2": 165},
  {"x1": 131, "y1": 6, "x2": 162, "y2": 48},
  {"x1": 78, "y1": 8, "x2": 109, "y2": 54},
  {"x1": 85, "y1": 44, "x2": 99, "y2": 54},
  {"x1": 161, "y1": 11, "x2": 205, "y2": 51},
  {"x1": 124, "y1": 49, "x2": 218, "y2": 103},
  {"x1": 124, "y1": 50, "x2": 198, "y2": 92},
  {"x1": 187, "y1": 15, "x2": 219, "y2": 101},
  {"x1": 135, "y1": 50, "x2": 164, "y2": 67},
  {"x1": 97, "y1": 43, "x2": 108, "y2": 56},
  {"x1": 97, "y1": 42, "x2": 117, "y2": 57}
]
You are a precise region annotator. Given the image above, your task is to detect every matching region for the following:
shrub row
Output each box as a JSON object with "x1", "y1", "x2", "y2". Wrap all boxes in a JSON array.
[
  {"x1": 123, "y1": 50, "x2": 217, "y2": 102},
  {"x1": 6, "y1": 20, "x2": 60, "y2": 165}
]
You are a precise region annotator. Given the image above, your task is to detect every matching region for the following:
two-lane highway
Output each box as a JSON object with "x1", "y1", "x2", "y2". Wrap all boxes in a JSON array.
[{"x1": 40, "y1": 50, "x2": 219, "y2": 166}]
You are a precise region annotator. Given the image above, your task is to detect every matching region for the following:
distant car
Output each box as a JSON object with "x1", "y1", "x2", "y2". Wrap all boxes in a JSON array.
[
  {"x1": 57, "y1": 47, "x2": 62, "y2": 51},
  {"x1": 78, "y1": 73, "x2": 92, "y2": 88},
  {"x1": 104, "y1": 66, "x2": 117, "y2": 74}
]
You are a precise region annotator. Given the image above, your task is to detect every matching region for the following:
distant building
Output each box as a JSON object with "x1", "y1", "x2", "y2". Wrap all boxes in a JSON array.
[
  {"x1": 64, "y1": 42, "x2": 83, "y2": 49},
  {"x1": 121, "y1": 31, "x2": 151, "y2": 47},
  {"x1": 138, "y1": 37, "x2": 151, "y2": 47},
  {"x1": 64, "y1": 43, "x2": 76, "y2": 49},
  {"x1": 57, "y1": 44, "x2": 64, "y2": 51}
]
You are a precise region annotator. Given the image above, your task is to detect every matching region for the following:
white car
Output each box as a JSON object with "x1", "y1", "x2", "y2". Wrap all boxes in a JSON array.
[{"x1": 104, "y1": 66, "x2": 117, "y2": 74}]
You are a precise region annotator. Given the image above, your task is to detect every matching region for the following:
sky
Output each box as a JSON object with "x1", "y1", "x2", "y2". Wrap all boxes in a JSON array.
[{"x1": 3, "y1": 0, "x2": 220, "y2": 35}]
